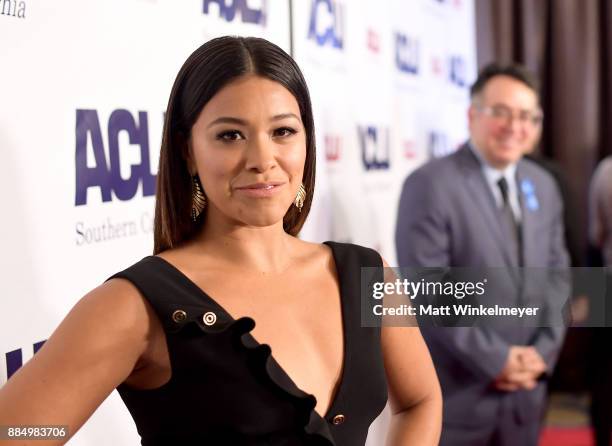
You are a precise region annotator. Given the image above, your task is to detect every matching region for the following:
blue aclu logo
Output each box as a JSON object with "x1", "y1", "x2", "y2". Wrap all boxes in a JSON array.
[
  {"x1": 428, "y1": 131, "x2": 452, "y2": 158},
  {"x1": 5, "y1": 341, "x2": 45, "y2": 379},
  {"x1": 395, "y1": 32, "x2": 420, "y2": 75},
  {"x1": 75, "y1": 109, "x2": 156, "y2": 206},
  {"x1": 448, "y1": 55, "x2": 467, "y2": 87},
  {"x1": 202, "y1": 0, "x2": 266, "y2": 25},
  {"x1": 308, "y1": 0, "x2": 344, "y2": 49},
  {"x1": 358, "y1": 125, "x2": 390, "y2": 171}
]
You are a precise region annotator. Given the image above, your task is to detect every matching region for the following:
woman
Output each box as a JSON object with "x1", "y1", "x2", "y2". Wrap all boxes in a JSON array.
[{"x1": 0, "y1": 36, "x2": 441, "y2": 445}]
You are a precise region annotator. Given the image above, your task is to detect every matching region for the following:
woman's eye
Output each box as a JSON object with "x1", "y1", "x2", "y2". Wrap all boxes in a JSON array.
[
  {"x1": 273, "y1": 127, "x2": 297, "y2": 138},
  {"x1": 216, "y1": 130, "x2": 244, "y2": 141}
]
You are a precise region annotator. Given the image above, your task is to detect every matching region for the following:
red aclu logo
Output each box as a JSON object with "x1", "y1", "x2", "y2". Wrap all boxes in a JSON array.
[
  {"x1": 403, "y1": 140, "x2": 417, "y2": 159},
  {"x1": 325, "y1": 134, "x2": 342, "y2": 161},
  {"x1": 367, "y1": 28, "x2": 380, "y2": 54},
  {"x1": 431, "y1": 55, "x2": 444, "y2": 77}
]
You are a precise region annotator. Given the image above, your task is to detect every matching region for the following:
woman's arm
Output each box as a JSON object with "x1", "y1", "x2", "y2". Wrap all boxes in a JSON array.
[
  {"x1": 0, "y1": 279, "x2": 152, "y2": 445},
  {"x1": 382, "y1": 325, "x2": 442, "y2": 446},
  {"x1": 380, "y1": 260, "x2": 442, "y2": 446}
]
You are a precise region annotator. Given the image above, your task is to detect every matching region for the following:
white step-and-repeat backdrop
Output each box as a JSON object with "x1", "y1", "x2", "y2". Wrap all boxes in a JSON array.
[{"x1": 1, "y1": 0, "x2": 475, "y2": 444}]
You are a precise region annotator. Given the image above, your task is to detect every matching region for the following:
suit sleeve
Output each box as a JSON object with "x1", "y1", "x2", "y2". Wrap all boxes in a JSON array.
[
  {"x1": 589, "y1": 161, "x2": 609, "y2": 248},
  {"x1": 532, "y1": 180, "x2": 570, "y2": 371},
  {"x1": 395, "y1": 169, "x2": 450, "y2": 268},
  {"x1": 395, "y1": 169, "x2": 510, "y2": 381}
]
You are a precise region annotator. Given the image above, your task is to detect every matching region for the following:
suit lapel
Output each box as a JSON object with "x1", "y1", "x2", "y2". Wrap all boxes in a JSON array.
[
  {"x1": 457, "y1": 146, "x2": 520, "y2": 268},
  {"x1": 516, "y1": 162, "x2": 536, "y2": 267}
]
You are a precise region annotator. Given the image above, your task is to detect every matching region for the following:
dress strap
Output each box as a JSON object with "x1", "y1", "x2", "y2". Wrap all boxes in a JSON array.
[
  {"x1": 107, "y1": 256, "x2": 221, "y2": 333},
  {"x1": 320, "y1": 242, "x2": 388, "y2": 441},
  {"x1": 323, "y1": 241, "x2": 383, "y2": 318}
]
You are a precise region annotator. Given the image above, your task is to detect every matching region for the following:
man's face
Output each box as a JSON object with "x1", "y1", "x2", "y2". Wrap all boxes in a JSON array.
[{"x1": 468, "y1": 75, "x2": 542, "y2": 169}]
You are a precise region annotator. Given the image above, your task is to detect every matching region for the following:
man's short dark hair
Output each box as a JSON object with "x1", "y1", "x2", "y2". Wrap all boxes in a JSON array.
[{"x1": 470, "y1": 62, "x2": 539, "y2": 100}]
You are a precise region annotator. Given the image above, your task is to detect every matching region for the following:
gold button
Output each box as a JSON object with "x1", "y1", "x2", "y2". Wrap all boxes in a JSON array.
[
  {"x1": 172, "y1": 309, "x2": 187, "y2": 323},
  {"x1": 332, "y1": 414, "x2": 345, "y2": 425},
  {"x1": 202, "y1": 311, "x2": 217, "y2": 326}
]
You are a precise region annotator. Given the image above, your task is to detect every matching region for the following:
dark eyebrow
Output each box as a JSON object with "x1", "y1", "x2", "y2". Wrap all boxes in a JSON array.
[
  {"x1": 207, "y1": 113, "x2": 301, "y2": 129},
  {"x1": 206, "y1": 117, "x2": 248, "y2": 129},
  {"x1": 271, "y1": 113, "x2": 301, "y2": 122}
]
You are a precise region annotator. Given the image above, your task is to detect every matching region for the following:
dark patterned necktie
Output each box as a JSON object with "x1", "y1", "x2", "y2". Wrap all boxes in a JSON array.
[{"x1": 497, "y1": 177, "x2": 522, "y2": 266}]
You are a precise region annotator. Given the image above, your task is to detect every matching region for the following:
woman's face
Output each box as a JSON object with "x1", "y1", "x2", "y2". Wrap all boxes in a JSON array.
[{"x1": 189, "y1": 75, "x2": 307, "y2": 230}]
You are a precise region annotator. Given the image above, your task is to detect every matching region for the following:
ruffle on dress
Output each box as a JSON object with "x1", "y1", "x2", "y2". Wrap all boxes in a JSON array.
[{"x1": 185, "y1": 311, "x2": 337, "y2": 445}]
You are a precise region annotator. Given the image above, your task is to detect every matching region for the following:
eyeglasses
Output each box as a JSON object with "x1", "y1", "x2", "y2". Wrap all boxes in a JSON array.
[{"x1": 477, "y1": 104, "x2": 544, "y2": 127}]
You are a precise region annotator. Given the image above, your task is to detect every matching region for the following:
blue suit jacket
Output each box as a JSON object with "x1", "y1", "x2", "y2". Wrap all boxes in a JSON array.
[{"x1": 395, "y1": 144, "x2": 569, "y2": 428}]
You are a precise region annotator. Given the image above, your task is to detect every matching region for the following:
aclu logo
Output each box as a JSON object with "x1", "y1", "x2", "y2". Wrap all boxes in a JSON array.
[
  {"x1": 1, "y1": 0, "x2": 26, "y2": 19},
  {"x1": 431, "y1": 55, "x2": 443, "y2": 77},
  {"x1": 403, "y1": 140, "x2": 417, "y2": 159},
  {"x1": 308, "y1": 0, "x2": 344, "y2": 49},
  {"x1": 395, "y1": 32, "x2": 420, "y2": 75},
  {"x1": 75, "y1": 109, "x2": 157, "y2": 206},
  {"x1": 324, "y1": 134, "x2": 342, "y2": 161},
  {"x1": 367, "y1": 28, "x2": 380, "y2": 54},
  {"x1": 358, "y1": 126, "x2": 390, "y2": 171},
  {"x1": 4, "y1": 341, "x2": 45, "y2": 380},
  {"x1": 448, "y1": 55, "x2": 467, "y2": 87},
  {"x1": 428, "y1": 131, "x2": 453, "y2": 158},
  {"x1": 202, "y1": 0, "x2": 266, "y2": 25},
  {"x1": 431, "y1": 0, "x2": 462, "y2": 8}
]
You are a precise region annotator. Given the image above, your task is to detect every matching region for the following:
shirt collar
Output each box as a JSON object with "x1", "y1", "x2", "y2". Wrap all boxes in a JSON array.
[{"x1": 468, "y1": 140, "x2": 518, "y2": 184}]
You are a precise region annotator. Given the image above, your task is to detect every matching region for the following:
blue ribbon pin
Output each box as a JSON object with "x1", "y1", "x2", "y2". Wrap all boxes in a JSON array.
[{"x1": 520, "y1": 178, "x2": 539, "y2": 211}]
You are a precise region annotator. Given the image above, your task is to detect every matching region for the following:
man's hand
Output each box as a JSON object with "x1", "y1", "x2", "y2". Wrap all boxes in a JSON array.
[
  {"x1": 519, "y1": 346, "x2": 547, "y2": 376},
  {"x1": 493, "y1": 346, "x2": 547, "y2": 391}
]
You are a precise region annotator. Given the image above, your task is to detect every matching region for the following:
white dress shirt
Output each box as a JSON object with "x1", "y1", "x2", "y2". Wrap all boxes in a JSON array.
[{"x1": 469, "y1": 141, "x2": 522, "y2": 222}]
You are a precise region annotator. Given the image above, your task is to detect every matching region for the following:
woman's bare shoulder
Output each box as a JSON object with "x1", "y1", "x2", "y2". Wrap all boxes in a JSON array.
[
  {"x1": 85, "y1": 277, "x2": 154, "y2": 329},
  {"x1": 49, "y1": 277, "x2": 157, "y2": 365},
  {"x1": 291, "y1": 238, "x2": 334, "y2": 263}
]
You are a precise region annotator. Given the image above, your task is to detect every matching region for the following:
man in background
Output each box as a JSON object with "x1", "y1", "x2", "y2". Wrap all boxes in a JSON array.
[
  {"x1": 396, "y1": 63, "x2": 569, "y2": 445},
  {"x1": 588, "y1": 155, "x2": 612, "y2": 446},
  {"x1": 590, "y1": 156, "x2": 612, "y2": 267}
]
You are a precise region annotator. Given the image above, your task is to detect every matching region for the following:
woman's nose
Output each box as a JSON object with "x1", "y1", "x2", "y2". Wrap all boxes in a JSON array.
[{"x1": 245, "y1": 134, "x2": 276, "y2": 172}]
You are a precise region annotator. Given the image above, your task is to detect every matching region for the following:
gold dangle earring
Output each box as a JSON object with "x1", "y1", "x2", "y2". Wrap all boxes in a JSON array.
[
  {"x1": 294, "y1": 183, "x2": 306, "y2": 212},
  {"x1": 191, "y1": 175, "x2": 207, "y2": 221}
]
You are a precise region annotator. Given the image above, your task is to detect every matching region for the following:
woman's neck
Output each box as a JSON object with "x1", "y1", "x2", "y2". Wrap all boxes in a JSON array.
[{"x1": 193, "y1": 219, "x2": 297, "y2": 274}]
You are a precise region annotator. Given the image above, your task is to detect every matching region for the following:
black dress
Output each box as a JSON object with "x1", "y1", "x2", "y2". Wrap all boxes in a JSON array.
[{"x1": 109, "y1": 241, "x2": 388, "y2": 445}]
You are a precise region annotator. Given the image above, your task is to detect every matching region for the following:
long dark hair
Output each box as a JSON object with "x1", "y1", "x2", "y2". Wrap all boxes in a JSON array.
[{"x1": 153, "y1": 36, "x2": 316, "y2": 254}]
